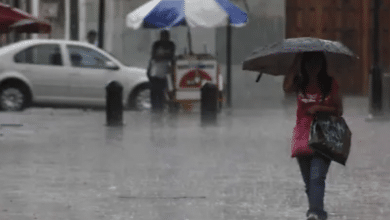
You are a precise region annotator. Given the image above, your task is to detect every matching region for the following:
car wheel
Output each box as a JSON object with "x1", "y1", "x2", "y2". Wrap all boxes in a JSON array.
[
  {"x1": 0, "y1": 85, "x2": 28, "y2": 111},
  {"x1": 130, "y1": 85, "x2": 151, "y2": 111}
]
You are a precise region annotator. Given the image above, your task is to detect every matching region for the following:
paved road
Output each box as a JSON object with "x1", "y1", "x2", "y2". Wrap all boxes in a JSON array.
[{"x1": 0, "y1": 97, "x2": 389, "y2": 220}]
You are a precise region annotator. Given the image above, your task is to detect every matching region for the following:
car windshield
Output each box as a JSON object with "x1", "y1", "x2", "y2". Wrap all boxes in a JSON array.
[
  {"x1": 0, "y1": 42, "x2": 25, "y2": 56},
  {"x1": 95, "y1": 48, "x2": 125, "y2": 65}
]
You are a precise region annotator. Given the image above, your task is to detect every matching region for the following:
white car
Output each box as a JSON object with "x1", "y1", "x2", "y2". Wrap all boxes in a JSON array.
[{"x1": 0, "y1": 39, "x2": 151, "y2": 111}]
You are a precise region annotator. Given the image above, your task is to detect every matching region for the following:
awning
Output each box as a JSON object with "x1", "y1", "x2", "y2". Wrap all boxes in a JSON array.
[{"x1": 0, "y1": 3, "x2": 51, "y2": 34}]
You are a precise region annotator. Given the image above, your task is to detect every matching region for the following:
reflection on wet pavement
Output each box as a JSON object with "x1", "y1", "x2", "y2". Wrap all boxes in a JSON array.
[
  {"x1": 105, "y1": 126, "x2": 124, "y2": 143},
  {"x1": 0, "y1": 106, "x2": 389, "y2": 220}
]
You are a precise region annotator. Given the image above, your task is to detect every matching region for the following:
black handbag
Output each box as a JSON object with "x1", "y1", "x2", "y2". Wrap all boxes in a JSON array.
[{"x1": 308, "y1": 113, "x2": 352, "y2": 166}]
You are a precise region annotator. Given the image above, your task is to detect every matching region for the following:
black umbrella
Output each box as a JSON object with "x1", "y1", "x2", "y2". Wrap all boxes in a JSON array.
[{"x1": 242, "y1": 37, "x2": 359, "y2": 77}]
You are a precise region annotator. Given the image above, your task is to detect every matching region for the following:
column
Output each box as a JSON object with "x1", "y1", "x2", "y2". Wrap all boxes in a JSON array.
[
  {"x1": 79, "y1": 0, "x2": 86, "y2": 42},
  {"x1": 25, "y1": 0, "x2": 31, "y2": 39},
  {"x1": 361, "y1": 0, "x2": 370, "y2": 95},
  {"x1": 65, "y1": 0, "x2": 70, "y2": 40},
  {"x1": 105, "y1": 0, "x2": 115, "y2": 52},
  {"x1": 32, "y1": 0, "x2": 39, "y2": 39},
  {"x1": 13, "y1": 0, "x2": 21, "y2": 42}
]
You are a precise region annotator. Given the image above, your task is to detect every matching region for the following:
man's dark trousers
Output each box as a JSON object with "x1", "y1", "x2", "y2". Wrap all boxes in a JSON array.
[{"x1": 150, "y1": 77, "x2": 167, "y2": 113}]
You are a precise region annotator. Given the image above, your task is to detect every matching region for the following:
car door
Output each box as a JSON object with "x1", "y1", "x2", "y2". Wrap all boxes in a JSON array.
[
  {"x1": 13, "y1": 43, "x2": 71, "y2": 103},
  {"x1": 66, "y1": 44, "x2": 117, "y2": 106}
]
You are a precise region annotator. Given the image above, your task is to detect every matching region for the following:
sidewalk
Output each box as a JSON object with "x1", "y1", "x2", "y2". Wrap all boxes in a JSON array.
[{"x1": 0, "y1": 97, "x2": 389, "y2": 220}]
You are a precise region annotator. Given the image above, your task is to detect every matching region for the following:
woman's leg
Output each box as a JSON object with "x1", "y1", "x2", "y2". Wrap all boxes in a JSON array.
[
  {"x1": 297, "y1": 156, "x2": 313, "y2": 202},
  {"x1": 308, "y1": 153, "x2": 331, "y2": 219}
]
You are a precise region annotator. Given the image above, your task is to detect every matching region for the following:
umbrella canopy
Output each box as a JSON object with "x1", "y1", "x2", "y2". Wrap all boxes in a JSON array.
[
  {"x1": 126, "y1": 0, "x2": 247, "y2": 29},
  {"x1": 0, "y1": 2, "x2": 51, "y2": 34},
  {"x1": 242, "y1": 37, "x2": 359, "y2": 76}
]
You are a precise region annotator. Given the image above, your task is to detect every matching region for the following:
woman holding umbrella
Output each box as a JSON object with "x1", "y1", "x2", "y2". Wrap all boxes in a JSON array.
[
  {"x1": 243, "y1": 37, "x2": 356, "y2": 219},
  {"x1": 283, "y1": 51, "x2": 343, "y2": 220}
]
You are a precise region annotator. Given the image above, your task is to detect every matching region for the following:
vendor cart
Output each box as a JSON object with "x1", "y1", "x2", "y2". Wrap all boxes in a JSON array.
[
  {"x1": 166, "y1": 53, "x2": 224, "y2": 112},
  {"x1": 126, "y1": 0, "x2": 248, "y2": 111}
]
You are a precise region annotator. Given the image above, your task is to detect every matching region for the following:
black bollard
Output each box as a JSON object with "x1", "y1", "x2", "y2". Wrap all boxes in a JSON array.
[
  {"x1": 201, "y1": 83, "x2": 218, "y2": 125},
  {"x1": 106, "y1": 81, "x2": 124, "y2": 126}
]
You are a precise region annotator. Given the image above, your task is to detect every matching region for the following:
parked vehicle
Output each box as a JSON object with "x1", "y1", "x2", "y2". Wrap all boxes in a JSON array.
[{"x1": 0, "y1": 39, "x2": 151, "y2": 111}]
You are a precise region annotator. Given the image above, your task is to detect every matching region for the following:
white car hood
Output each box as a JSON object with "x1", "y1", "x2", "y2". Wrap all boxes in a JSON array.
[
  {"x1": 122, "y1": 66, "x2": 148, "y2": 81},
  {"x1": 125, "y1": 66, "x2": 147, "y2": 76}
]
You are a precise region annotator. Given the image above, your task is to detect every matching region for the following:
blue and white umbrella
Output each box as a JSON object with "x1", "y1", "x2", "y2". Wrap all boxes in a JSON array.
[{"x1": 126, "y1": 0, "x2": 248, "y2": 29}]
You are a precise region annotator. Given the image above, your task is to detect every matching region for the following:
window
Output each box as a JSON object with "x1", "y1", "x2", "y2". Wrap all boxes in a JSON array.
[
  {"x1": 67, "y1": 45, "x2": 110, "y2": 69},
  {"x1": 14, "y1": 44, "x2": 63, "y2": 66}
]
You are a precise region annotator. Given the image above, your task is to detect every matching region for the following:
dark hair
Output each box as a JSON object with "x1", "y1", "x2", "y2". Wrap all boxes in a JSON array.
[
  {"x1": 295, "y1": 52, "x2": 333, "y2": 101},
  {"x1": 87, "y1": 30, "x2": 97, "y2": 36},
  {"x1": 160, "y1": 30, "x2": 170, "y2": 39}
]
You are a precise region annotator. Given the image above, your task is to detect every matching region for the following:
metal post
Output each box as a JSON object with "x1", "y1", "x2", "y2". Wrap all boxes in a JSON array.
[
  {"x1": 187, "y1": 27, "x2": 193, "y2": 55},
  {"x1": 98, "y1": 0, "x2": 105, "y2": 49},
  {"x1": 371, "y1": 0, "x2": 383, "y2": 114},
  {"x1": 226, "y1": 17, "x2": 232, "y2": 108}
]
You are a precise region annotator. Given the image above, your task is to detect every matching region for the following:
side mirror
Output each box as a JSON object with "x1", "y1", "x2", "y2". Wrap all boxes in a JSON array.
[{"x1": 105, "y1": 61, "x2": 119, "y2": 70}]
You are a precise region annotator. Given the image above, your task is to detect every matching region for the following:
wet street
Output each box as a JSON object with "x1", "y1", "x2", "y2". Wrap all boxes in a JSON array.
[{"x1": 0, "y1": 97, "x2": 389, "y2": 220}]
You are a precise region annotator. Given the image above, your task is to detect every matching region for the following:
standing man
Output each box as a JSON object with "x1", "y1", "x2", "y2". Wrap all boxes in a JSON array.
[
  {"x1": 148, "y1": 30, "x2": 176, "y2": 113},
  {"x1": 87, "y1": 30, "x2": 98, "y2": 47}
]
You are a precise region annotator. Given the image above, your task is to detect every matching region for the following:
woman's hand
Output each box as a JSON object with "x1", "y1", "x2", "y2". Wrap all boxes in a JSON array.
[
  {"x1": 307, "y1": 105, "x2": 321, "y2": 115},
  {"x1": 307, "y1": 105, "x2": 340, "y2": 116}
]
